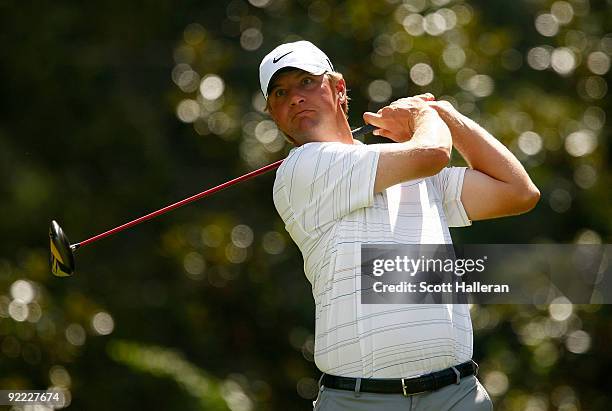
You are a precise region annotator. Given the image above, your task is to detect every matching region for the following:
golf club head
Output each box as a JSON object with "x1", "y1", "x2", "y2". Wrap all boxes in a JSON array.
[{"x1": 49, "y1": 220, "x2": 75, "y2": 277}]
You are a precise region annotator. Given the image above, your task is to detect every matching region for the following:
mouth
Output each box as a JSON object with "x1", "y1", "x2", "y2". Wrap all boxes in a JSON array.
[{"x1": 292, "y1": 109, "x2": 315, "y2": 121}]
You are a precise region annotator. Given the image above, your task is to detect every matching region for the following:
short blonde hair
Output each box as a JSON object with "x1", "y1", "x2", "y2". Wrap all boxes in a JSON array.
[{"x1": 326, "y1": 71, "x2": 350, "y2": 116}]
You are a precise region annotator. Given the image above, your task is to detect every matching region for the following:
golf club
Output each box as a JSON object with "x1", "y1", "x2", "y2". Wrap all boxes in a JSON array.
[{"x1": 49, "y1": 123, "x2": 376, "y2": 277}]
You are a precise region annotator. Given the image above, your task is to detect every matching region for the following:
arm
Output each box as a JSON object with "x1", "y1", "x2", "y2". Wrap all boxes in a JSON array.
[
  {"x1": 428, "y1": 99, "x2": 540, "y2": 221},
  {"x1": 363, "y1": 98, "x2": 452, "y2": 194}
]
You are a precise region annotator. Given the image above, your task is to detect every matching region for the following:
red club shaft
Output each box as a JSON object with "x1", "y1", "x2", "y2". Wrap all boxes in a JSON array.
[
  {"x1": 73, "y1": 159, "x2": 284, "y2": 250},
  {"x1": 70, "y1": 123, "x2": 376, "y2": 250}
]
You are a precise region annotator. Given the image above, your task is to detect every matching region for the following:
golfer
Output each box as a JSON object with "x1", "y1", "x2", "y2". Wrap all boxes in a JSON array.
[{"x1": 260, "y1": 41, "x2": 539, "y2": 410}]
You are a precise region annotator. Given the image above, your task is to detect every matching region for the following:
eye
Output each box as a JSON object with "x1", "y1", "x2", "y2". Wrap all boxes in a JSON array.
[
  {"x1": 302, "y1": 77, "x2": 313, "y2": 85},
  {"x1": 274, "y1": 88, "x2": 287, "y2": 98}
]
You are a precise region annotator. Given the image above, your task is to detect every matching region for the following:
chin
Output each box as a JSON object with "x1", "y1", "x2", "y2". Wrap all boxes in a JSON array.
[{"x1": 297, "y1": 123, "x2": 324, "y2": 139}]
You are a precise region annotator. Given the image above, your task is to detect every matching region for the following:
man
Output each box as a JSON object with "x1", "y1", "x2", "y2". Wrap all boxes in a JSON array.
[{"x1": 260, "y1": 41, "x2": 539, "y2": 410}]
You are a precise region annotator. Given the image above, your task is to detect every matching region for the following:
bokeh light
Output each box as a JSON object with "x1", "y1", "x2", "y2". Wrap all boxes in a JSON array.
[
  {"x1": 92, "y1": 312, "x2": 115, "y2": 335},
  {"x1": 565, "y1": 330, "x2": 591, "y2": 354},
  {"x1": 467, "y1": 74, "x2": 494, "y2": 98},
  {"x1": 587, "y1": 51, "x2": 610, "y2": 75},
  {"x1": 423, "y1": 12, "x2": 447, "y2": 36},
  {"x1": 254, "y1": 120, "x2": 280, "y2": 144},
  {"x1": 10, "y1": 279, "x2": 35, "y2": 303},
  {"x1": 442, "y1": 45, "x2": 466, "y2": 70},
  {"x1": 50, "y1": 365, "x2": 72, "y2": 388},
  {"x1": 550, "y1": 1, "x2": 574, "y2": 24},
  {"x1": 248, "y1": 0, "x2": 272, "y2": 8},
  {"x1": 262, "y1": 231, "x2": 285, "y2": 255},
  {"x1": 534, "y1": 341, "x2": 559, "y2": 367},
  {"x1": 208, "y1": 111, "x2": 234, "y2": 136},
  {"x1": 518, "y1": 131, "x2": 543, "y2": 156},
  {"x1": 564, "y1": 130, "x2": 597, "y2": 157},
  {"x1": 231, "y1": 224, "x2": 254, "y2": 248},
  {"x1": 184, "y1": 251, "x2": 207, "y2": 278},
  {"x1": 226, "y1": 244, "x2": 248, "y2": 264},
  {"x1": 483, "y1": 371, "x2": 509, "y2": 396},
  {"x1": 202, "y1": 225, "x2": 224, "y2": 247},
  {"x1": 410, "y1": 63, "x2": 434, "y2": 86},
  {"x1": 551, "y1": 47, "x2": 576, "y2": 75},
  {"x1": 241, "y1": 28, "x2": 264, "y2": 51},
  {"x1": 177, "y1": 69, "x2": 201, "y2": 93},
  {"x1": 402, "y1": 14, "x2": 425, "y2": 37},
  {"x1": 8, "y1": 300, "x2": 28, "y2": 322},
  {"x1": 549, "y1": 188, "x2": 572, "y2": 213},
  {"x1": 535, "y1": 13, "x2": 559, "y2": 37},
  {"x1": 574, "y1": 228, "x2": 602, "y2": 244},
  {"x1": 184, "y1": 23, "x2": 206, "y2": 45},
  {"x1": 296, "y1": 377, "x2": 318, "y2": 400},
  {"x1": 367, "y1": 79, "x2": 393, "y2": 103},
  {"x1": 549, "y1": 297, "x2": 573, "y2": 321},
  {"x1": 582, "y1": 106, "x2": 605, "y2": 130},
  {"x1": 527, "y1": 46, "x2": 552, "y2": 70},
  {"x1": 65, "y1": 324, "x2": 86, "y2": 346},
  {"x1": 580, "y1": 76, "x2": 608, "y2": 100},
  {"x1": 176, "y1": 99, "x2": 200, "y2": 123},
  {"x1": 573, "y1": 164, "x2": 597, "y2": 189},
  {"x1": 3, "y1": 2, "x2": 611, "y2": 410},
  {"x1": 200, "y1": 74, "x2": 225, "y2": 100}
]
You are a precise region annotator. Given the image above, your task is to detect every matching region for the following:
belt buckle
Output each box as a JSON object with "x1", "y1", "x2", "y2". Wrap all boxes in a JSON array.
[{"x1": 401, "y1": 378, "x2": 427, "y2": 397}]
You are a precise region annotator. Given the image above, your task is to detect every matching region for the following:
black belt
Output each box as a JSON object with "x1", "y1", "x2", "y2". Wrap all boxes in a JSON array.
[{"x1": 321, "y1": 360, "x2": 478, "y2": 396}]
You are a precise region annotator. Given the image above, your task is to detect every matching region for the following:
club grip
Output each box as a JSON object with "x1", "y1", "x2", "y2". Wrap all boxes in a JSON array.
[{"x1": 351, "y1": 123, "x2": 376, "y2": 138}]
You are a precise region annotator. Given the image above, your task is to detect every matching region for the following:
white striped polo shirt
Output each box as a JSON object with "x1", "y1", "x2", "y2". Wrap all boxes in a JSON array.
[{"x1": 272, "y1": 140, "x2": 473, "y2": 378}]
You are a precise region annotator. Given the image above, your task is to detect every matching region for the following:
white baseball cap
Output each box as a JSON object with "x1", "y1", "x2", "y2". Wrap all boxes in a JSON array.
[{"x1": 259, "y1": 40, "x2": 334, "y2": 99}]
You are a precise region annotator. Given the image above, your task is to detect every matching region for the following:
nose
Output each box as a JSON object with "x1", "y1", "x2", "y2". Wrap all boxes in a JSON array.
[{"x1": 288, "y1": 89, "x2": 305, "y2": 106}]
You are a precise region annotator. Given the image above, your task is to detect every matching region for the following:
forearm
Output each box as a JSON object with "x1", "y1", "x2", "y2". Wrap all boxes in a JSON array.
[
  {"x1": 405, "y1": 108, "x2": 452, "y2": 155},
  {"x1": 385, "y1": 108, "x2": 452, "y2": 177},
  {"x1": 372, "y1": 107, "x2": 452, "y2": 192},
  {"x1": 436, "y1": 107, "x2": 535, "y2": 189}
]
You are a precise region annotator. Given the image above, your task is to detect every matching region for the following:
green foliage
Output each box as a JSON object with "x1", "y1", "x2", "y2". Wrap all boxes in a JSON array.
[
  {"x1": 107, "y1": 339, "x2": 236, "y2": 410},
  {"x1": 0, "y1": 0, "x2": 610, "y2": 410}
]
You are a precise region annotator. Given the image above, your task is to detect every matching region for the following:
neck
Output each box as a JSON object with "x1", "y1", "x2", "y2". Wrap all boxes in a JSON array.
[{"x1": 296, "y1": 113, "x2": 354, "y2": 146}]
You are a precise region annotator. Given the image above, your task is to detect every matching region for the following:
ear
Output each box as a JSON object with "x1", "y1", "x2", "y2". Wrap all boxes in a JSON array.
[{"x1": 335, "y1": 78, "x2": 347, "y2": 104}]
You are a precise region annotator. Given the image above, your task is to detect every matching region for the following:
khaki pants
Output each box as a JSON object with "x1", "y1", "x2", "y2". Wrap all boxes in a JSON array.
[{"x1": 313, "y1": 375, "x2": 493, "y2": 411}]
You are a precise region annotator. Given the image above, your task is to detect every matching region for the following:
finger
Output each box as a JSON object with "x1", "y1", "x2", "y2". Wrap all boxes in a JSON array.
[
  {"x1": 426, "y1": 101, "x2": 441, "y2": 110},
  {"x1": 389, "y1": 96, "x2": 428, "y2": 107},
  {"x1": 389, "y1": 98, "x2": 415, "y2": 106},
  {"x1": 427, "y1": 100, "x2": 451, "y2": 111},
  {"x1": 373, "y1": 128, "x2": 395, "y2": 139},
  {"x1": 363, "y1": 111, "x2": 386, "y2": 127},
  {"x1": 415, "y1": 93, "x2": 436, "y2": 101}
]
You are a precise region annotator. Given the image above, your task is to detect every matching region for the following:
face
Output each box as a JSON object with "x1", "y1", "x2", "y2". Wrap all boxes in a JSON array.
[{"x1": 267, "y1": 69, "x2": 345, "y2": 145}]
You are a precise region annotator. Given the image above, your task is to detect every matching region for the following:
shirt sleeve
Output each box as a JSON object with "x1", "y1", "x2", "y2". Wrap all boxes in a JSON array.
[
  {"x1": 430, "y1": 166, "x2": 472, "y2": 227},
  {"x1": 277, "y1": 142, "x2": 380, "y2": 237}
]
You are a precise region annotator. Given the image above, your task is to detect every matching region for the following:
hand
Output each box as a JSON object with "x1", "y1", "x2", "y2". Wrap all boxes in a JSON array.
[
  {"x1": 414, "y1": 95, "x2": 462, "y2": 124},
  {"x1": 363, "y1": 94, "x2": 437, "y2": 143}
]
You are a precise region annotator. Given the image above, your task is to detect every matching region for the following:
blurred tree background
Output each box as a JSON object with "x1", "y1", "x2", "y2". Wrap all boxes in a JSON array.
[{"x1": 0, "y1": 0, "x2": 610, "y2": 410}]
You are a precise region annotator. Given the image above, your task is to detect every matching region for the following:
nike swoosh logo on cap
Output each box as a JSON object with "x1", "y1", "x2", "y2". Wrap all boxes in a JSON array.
[{"x1": 273, "y1": 51, "x2": 293, "y2": 63}]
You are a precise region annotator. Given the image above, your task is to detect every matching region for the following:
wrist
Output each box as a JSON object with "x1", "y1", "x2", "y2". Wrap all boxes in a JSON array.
[
  {"x1": 412, "y1": 106, "x2": 440, "y2": 128},
  {"x1": 435, "y1": 102, "x2": 464, "y2": 125}
]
